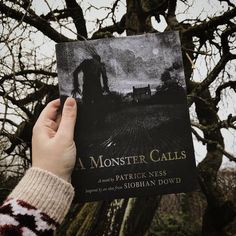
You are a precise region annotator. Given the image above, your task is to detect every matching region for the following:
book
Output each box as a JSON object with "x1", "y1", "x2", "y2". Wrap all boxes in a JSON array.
[{"x1": 56, "y1": 31, "x2": 198, "y2": 202}]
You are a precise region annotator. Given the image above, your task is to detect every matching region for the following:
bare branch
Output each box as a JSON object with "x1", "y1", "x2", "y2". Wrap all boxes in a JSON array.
[
  {"x1": 0, "y1": 2, "x2": 73, "y2": 42},
  {"x1": 166, "y1": 0, "x2": 178, "y2": 27},
  {"x1": 192, "y1": 128, "x2": 236, "y2": 162},
  {"x1": 64, "y1": 0, "x2": 87, "y2": 40},
  {"x1": 218, "y1": 0, "x2": 235, "y2": 8},
  {"x1": 0, "y1": 118, "x2": 18, "y2": 127},
  {"x1": 187, "y1": 53, "x2": 234, "y2": 106},
  {"x1": 221, "y1": 24, "x2": 236, "y2": 55},
  {"x1": 40, "y1": 9, "x2": 70, "y2": 21},
  {"x1": 0, "y1": 69, "x2": 57, "y2": 84},
  {"x1": 92, "y1": 14, "x2": 126, "y2": 38},
  {"x1": 184, "y1": 7, "x2": 236, "y2": 37},
  {"x1": 219, "y1": 115, "x2": 236, "y2": 129},
  {"x1": 0, "y1": 90, "x2": 33, "y2": 118},
  {"x1": 214, "y1": 81, "x2": 236, "y2": 106},
  {"x1": 17, "y1": 83, "x2": 57, "y2": 106}
]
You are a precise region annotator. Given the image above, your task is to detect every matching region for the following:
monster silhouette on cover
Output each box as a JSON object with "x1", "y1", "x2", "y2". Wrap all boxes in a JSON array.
[{"x1": 72, "y1": 54, "x2": 110, "y2": 104}]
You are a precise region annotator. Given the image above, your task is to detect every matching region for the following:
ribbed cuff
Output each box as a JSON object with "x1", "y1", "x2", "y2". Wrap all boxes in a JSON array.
[{"x1": 9, "y1": 167, "x2": 74, "y2": 223}]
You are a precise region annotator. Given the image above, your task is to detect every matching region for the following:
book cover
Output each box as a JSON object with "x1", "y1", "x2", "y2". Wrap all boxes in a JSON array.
[{"x1": 56, "y1": 31, "x2": 198, "y2": 202}]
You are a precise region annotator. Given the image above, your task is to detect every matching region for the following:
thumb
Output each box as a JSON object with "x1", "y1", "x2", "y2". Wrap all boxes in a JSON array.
[{"x1": 57, "y1": 97, "x2": 77, "y2": 142}]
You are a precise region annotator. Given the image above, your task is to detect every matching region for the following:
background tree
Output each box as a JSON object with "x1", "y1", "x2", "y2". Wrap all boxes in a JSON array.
[{"x1": 0, "y1": 0, "x2": 236, "y2": 235}]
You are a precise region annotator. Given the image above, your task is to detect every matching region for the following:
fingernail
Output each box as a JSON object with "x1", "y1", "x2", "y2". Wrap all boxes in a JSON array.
[{"x1": 65, "y1": 97, "x2": 76, "y2": 107}]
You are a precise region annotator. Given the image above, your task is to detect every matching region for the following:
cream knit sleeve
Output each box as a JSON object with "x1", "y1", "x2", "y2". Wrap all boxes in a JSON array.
[{"x1": 8, "y1": 167, "x2": 75, "y2": 224}]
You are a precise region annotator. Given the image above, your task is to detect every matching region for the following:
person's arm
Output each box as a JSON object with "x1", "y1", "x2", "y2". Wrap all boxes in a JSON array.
[{"x1": 0, "y1": 97, "x2": 77, "y2": 235}]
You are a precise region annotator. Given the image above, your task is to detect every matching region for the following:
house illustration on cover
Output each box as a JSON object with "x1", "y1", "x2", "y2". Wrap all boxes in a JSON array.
[{"x1": 132, "y1": 85, "x2": 151, "y2": 103}]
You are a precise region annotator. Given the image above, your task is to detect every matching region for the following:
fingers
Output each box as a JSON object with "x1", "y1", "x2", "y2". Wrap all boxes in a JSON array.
[
  {"x1": 37, "y1": 99, "x2": 60, "y2": 124},
  {"x1": 33, "y1": 99, "x2": 60, "y2": 139},
  {"x1": 56, "y1": 97, "x2": 77, "y2": 142}
]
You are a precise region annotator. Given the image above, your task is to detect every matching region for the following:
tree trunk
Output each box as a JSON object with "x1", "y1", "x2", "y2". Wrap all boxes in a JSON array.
[
  {"x1": 170, "y1": 16, "x2": 236, "y2": 234},
  {"x1": 126, "y1": 0, "x2": 153, "y2": 35},
  {"x1": 118, "y1": 196, "x2": 162, "y2": 236},
  {"x1": 188, "y1": 81, "x2": 236, "y2": 235}
]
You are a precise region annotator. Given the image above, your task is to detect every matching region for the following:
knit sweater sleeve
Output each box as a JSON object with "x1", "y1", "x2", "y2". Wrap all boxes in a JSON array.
[{"x1": 0, "y1": 167, "x2": 74, "y2": 235}]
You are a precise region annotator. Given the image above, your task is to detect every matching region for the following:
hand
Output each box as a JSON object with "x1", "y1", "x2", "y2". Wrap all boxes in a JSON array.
[{"x1": 32, "y1": 97, "x2": 77, "y2": 182}]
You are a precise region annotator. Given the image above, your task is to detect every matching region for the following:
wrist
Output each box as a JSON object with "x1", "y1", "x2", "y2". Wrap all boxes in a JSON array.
[
  {"x1": 32, "y1": 163, "x2": 72, "y2": 182},
  {"x1": 9, "y1": 167, "x2": 74, "y2": 223}
]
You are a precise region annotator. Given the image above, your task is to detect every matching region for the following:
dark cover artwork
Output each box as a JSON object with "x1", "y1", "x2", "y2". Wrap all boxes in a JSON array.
[{"x1": 56, "y1": 31, "x2": 198, "y2": 202}]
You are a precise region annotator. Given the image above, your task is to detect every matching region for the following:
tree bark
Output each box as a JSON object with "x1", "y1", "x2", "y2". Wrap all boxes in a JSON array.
[
  {"x1": 118, "y1": 196, "x2": 162, "y2": 236},
  {"x1": 168, "y1": 9, "x2": 236, "y2": 233},
  {"x1": 188, "y1": 80, "x2": 236, "y2": 235},
  {"x1": 125, "y1": 0, "x2": 153, "y2": 35}
]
